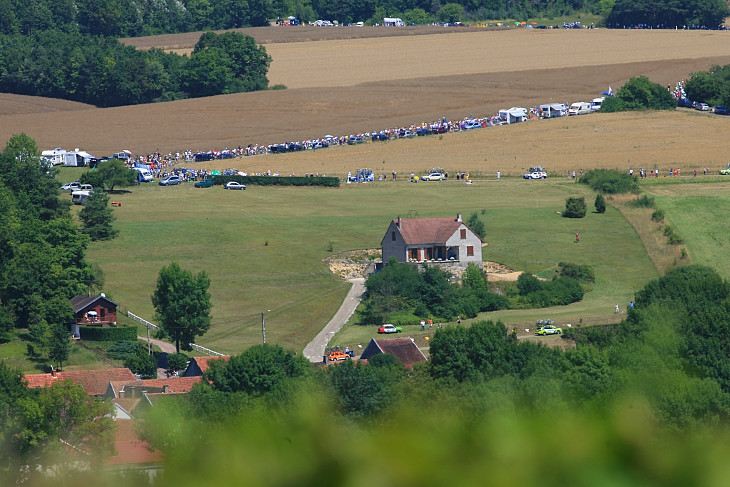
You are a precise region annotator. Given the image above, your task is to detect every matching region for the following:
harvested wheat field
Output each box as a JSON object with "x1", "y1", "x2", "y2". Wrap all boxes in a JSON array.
[{"x1": 2, "y1": 27, "x2": 730, "y2": 178}]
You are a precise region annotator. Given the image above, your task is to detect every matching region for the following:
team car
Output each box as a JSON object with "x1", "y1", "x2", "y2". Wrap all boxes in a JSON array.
[
  {"x1": 523, "y1": 166, "x2": 547, "y2": 179},
  {"x1": 535, "y1": 324, "x2": 563, "y2": 335},
  {"x1": 424, "y1": 172, "x2": 446, "y2": 181},
  {"x1": 378, "y1": 324, "x2": 403, "y2": 334},
  {"x1": 327, "y1": 350, "x2": 351, "y2": 362},
  {"x1": 720, "y1": 164, "x2": 730, "y2": 175}
]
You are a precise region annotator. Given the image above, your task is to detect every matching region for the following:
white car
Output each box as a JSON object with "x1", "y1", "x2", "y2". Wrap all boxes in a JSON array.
[
  {"x1": 462, "y1": 120, "x2": 482, "y2": 129},
  {"x1": 224, "y1": 181, "x2": 246, "y2": 190},
  {"x1": 424, "y1": 173, "x2": 446, "y2": 181},
  {"x1": 61, "y1": 181, "x2": 81, "y2": 191}
]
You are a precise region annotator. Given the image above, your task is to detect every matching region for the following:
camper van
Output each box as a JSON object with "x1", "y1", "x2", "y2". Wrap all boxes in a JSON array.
[
  {"x1": 568, "y1": 102, "x2": 591, "y2": 115},
  {"x1": 133, "y1": 167, "x2": 154, "y2": 182},
  {"x1": 590, "y1": 97, "x2": 605, "y2": 111},
  {"x1": 41, "y1": 148, "x2": 67, "y2": 166}
]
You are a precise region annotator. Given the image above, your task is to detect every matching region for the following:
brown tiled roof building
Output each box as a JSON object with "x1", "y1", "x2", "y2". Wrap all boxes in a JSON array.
[{"x1": 359, "y1": 337, "x2": 428, "y2": 368}]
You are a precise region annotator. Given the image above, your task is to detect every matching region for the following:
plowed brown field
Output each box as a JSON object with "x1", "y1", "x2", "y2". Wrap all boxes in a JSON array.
[{"x1": 2, "y1": 27, "x2": 730, "y2": 177}]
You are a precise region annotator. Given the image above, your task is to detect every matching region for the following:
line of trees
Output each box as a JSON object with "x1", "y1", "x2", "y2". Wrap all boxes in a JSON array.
[
  {"x1": 3, "y1": 0, "x2": 727, "y2": 39},
  {"x1": 0, "y1": 30, "x2": 271, "y2": 107}
]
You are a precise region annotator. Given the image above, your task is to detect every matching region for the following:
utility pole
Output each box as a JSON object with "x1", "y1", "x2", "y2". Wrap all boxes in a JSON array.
[{"x1": 261, "y1": 311, "x2": 266, "y2": 344}]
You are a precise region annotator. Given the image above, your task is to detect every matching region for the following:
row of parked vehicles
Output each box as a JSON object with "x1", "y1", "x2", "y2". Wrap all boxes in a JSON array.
[{"x1": 678, "y1": 98, "x2": 729, "y2": 115}]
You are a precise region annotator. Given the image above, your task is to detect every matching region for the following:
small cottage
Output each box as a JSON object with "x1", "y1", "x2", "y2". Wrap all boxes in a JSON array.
[
  {"x1": 381, "y1": 214, "x2": 483, "y2": 268},
  {"x1": 70, "y1": 293, "x2": 118, "y2": 337}
]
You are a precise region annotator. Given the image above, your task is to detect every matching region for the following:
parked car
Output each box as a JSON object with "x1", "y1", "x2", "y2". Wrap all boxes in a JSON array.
[
  {"x1": 713, "y1": 105, "x2": 730, "y2": 115},
  {"x1": 61, "y1": 181, "x2": 81, "y2": 191},
  {"x1": 347, "y1": 136, "x2": 365, "y2": 145},
  {"x1": 224, "y1": 181, "x2": 246, "y2": 190},
  {"x1": 399, "y1": 130, "x2": 416, "y2": 138},
  {"x1": 462, "y1": 120, "x2": 482, "y2": 129},
  {"x1": 327, "y1": 350, "x2": 351, "y2": 362},
  {"x1": 371, "y1": 132, "x2": 390, "y2": 141},
  {"x1": 194, "y1": 178, "x2": 214, "y2": 188},
  {"x1": 424, "y1": 172, "x2": 446, "y2": 181},
  {"x1": 696, "y1": 102, "x2": 710, "y2": 111},
  {"x1": 158, "y1": 175, "x2": 181, "y2": 186},
  {"x1": 720, "y1": 164, "x2": 730, "y2": 175},
  {"x1": 535, "y1": 324, "x2": 563, "y2": 335},
  {"x1": 378, "y1": 324, "x2": 402, "y2": 334}
]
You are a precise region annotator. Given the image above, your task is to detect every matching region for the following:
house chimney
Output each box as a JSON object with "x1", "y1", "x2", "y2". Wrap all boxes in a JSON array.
[
  {"x1": 456, "y1": 213, "x2": 462, "y2": 222},
  {"x1": 397, "y1": 216, "x2": 402, "y2": 229}
]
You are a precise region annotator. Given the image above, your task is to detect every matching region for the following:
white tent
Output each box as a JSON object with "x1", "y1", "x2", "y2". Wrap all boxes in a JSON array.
[
  {"x1": 538, "y1": 103, "x2": 566, "y2": 118},
  {"x1": 498, "y1": 107, "x2": 528, "y2": 124},
  {"x1": 63, "y1": 148, "x2": 95, "y2": 167}
]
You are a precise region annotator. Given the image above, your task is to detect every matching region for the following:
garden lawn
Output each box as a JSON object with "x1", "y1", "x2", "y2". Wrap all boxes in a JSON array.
[{"x1": 80, "y1": 175, "x2": 658, "y2": 355}]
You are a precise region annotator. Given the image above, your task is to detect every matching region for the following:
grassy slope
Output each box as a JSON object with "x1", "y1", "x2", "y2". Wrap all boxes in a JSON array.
[
  {"x1": 646, "y1": 181, "x2": 730, "y2": 279},
  {"x1": 76, "y1": 175, "x2": 657, "y2": 355}
]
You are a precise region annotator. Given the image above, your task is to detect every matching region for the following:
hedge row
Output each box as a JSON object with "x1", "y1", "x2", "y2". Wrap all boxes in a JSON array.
[
  {"x1": 79, "y1": 325, "x2": 138, "y2": 341},
  {"x1": 212, "y1": 175, "x2": 340, "y2": 187}
]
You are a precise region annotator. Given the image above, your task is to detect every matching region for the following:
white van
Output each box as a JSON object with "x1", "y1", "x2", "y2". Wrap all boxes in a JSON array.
[
  {"x1": 134, "y1": 167, "x2": 154, "y2": 182},
  {"x1": 568, "y1": 102, "x2": 591, "y2": 115},
  {"x1": 590, "y1": 97, "x2": 605, "y2": 111}
]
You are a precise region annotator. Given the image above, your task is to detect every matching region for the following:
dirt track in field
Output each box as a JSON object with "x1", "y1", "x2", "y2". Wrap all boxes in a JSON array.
[{"x1": 2, "y1": 27, "x2": 730, "y2": 177}]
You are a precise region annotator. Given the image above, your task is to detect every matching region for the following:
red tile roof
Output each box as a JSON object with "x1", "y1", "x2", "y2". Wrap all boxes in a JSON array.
[
  {"x1": 184, "y1": 355, "x2": 230, "y2": 376},
  {"x1": 392, "y1": 216, "x2": 482, "y2": 245},
  {"x1": 105, "y1": 419, "x2": 164, "y2": 466},
  {"x1": 371, "y1": 337, "x2": 428, "y2": 367},
  {"x1": 25, "y1": 368, "x2": 137, "y2": 396},
  {"x1": 110, "y1": 376, "x2": 202, "y2": 397}
]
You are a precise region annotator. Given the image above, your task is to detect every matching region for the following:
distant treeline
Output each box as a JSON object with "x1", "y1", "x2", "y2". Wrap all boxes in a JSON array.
[{"x1": 0, "y1": 31, "x2": 270, "y2": 107}]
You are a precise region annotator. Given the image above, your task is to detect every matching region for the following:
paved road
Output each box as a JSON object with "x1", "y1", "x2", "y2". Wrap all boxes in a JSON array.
[{"x1": 303, "y1": 278, "x2": 365, "y2": 363}]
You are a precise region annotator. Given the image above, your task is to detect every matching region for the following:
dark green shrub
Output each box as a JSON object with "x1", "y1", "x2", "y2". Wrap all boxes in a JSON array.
[
  {"x1": 213, "y1": 175, "x2": 339, "y2": 187},
  {"x1": 580, "y1": 169, "x2": 639, "y2": 194},
  {"x1": 79, "y1": 325, "x2": 137, "y2": 341},
  {"x1": 107, "y1": 340, "x2": 140, "y2": 360},
  {"x1": 563, "y1": 197, "x2": 587, "y2": 218},
  {"x1": 594, "y1": 193, "x2": 606, "y2": 214},
  {"x1": 168, "y1": 353, "x2": 189, "y2": 372},
  {"x1": 630, "y1": 195, "x2": 655, "y2": 208},
  {"x1": 558, "y1": 262, "x2": 595, "y2": 283},
  {"x1": 651, "y1": 209, "x2": 665, "y2": 222}
]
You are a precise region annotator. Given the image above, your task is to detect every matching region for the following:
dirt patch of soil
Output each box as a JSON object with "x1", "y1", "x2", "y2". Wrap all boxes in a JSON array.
[
  {"x1": 484, "y1": 261, "x2": 523, "y2": 281},
  {"x1": 325, "y1": 249, "x2": 381, "y2": 279}
]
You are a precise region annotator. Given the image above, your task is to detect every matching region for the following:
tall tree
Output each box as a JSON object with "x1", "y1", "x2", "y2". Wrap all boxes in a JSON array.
[
  {"x1": 78, "y1": 191, "x2": 119, "y2": 241},
  {"x1": 152, "y1": 262, "x2": 212, "y2": 353}
]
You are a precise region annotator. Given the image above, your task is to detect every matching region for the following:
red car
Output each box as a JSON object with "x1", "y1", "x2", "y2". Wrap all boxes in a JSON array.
[{"x1": 378, "y1": 324, "x2": 403, "y2": 334}]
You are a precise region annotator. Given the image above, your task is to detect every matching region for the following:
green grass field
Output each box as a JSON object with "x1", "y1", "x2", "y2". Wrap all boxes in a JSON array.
[
  {"x1": 646, "y1": 182, "x2": 730, "y2": 279},
  {"x1": 63, "y1": 171, "x2": 660, "y2": 355}
]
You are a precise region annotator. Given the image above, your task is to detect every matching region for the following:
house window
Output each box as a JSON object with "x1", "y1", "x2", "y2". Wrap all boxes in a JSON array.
[
  {"x1": 100, "y1": 308, "x2": 106, "y2": 319},
  {"x1": 409, "y1": 248, "x2": 419, "y2": 260},
  {"x1": 392, "y1": 231, "x2": 396, "y2": 241},
  {"x1": 460, "y1": 228, "x2": 466, "y2": 239},
  {"x1": 466, "y1": 246, "x2": 474, "y2": 256}
]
